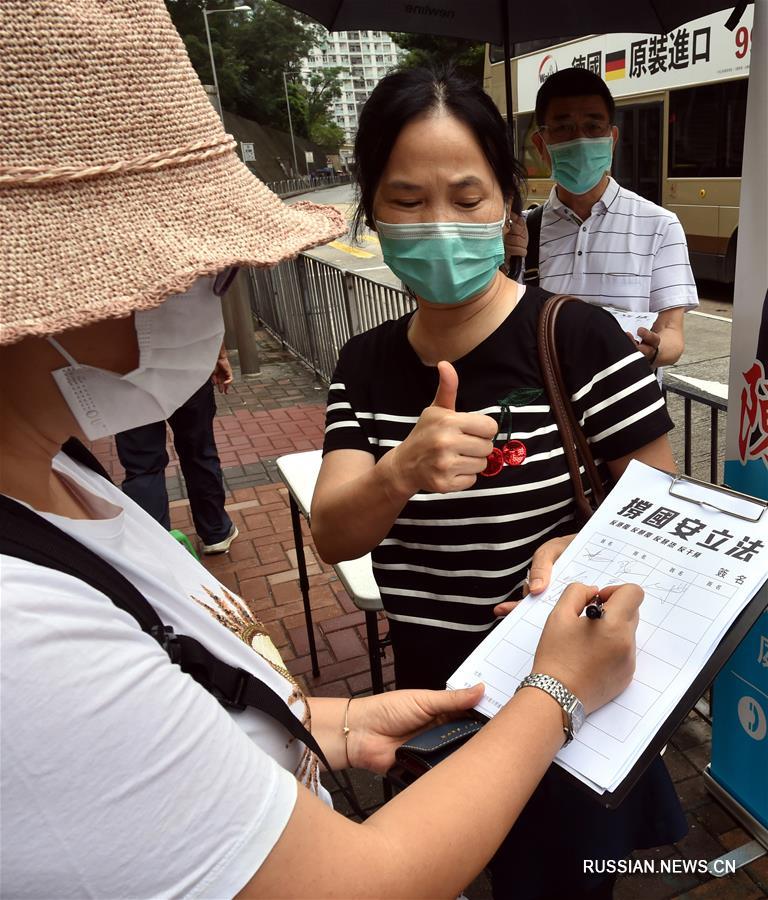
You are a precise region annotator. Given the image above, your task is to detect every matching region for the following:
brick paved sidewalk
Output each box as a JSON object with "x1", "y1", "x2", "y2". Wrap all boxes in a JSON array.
[{"x1": 89, "y1": 325, "x2": 766, "y2": 900}]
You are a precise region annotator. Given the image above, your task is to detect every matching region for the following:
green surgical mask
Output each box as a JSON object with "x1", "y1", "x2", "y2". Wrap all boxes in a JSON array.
[
  {"x1": 375, "y1": 216, "x2": 505, "y2": 304},
  {"x1": 547, "y1": 136, "x2": 614, "y2": 196}
]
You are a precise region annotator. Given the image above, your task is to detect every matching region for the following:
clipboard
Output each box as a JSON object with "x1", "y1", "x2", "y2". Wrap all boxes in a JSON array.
[
  {"x1": 595, "y1": 577, "x2": 768, "y2": 808},
  {"x1": 454, "y1": 469, "x2": 768, "y2": 809},
  {"x1": 581, "y1": 473, "x2": 767, "y2": 808},
  {"x1": 666, "y1": 472, "x2": 767, "y2": 523}
]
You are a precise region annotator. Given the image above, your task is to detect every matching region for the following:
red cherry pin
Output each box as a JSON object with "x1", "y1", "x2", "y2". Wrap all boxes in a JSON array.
[
  {"x1": 502, "y1": 440, "x2": 527, "y2": 466},
  {"x1": 481, "y1": 447, "x2": 504, "y2": 477}
]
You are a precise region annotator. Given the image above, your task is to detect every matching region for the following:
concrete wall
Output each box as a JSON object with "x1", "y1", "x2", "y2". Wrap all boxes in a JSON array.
[
  {"x1": 201, "y1": 85, "x2": 330, "y2": 183},
  {"x1": 221, "y1": 110, "x2": 329, "y2": 183}
]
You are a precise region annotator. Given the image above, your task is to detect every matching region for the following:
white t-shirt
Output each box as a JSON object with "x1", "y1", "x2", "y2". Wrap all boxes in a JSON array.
[
  {"x1": 1, "y1": 453, "x2": 330, "y2": 899},
  {"x1": 537, "y1": 178, "x2": 699, "y2": 315}
]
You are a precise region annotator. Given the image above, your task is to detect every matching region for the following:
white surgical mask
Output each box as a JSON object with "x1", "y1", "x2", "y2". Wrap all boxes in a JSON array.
[{"x1": 49, "y1": 277, "x2": 225, "y2": 440}]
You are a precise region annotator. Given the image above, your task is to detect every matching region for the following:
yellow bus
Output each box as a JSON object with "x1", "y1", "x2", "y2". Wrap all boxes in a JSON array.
[{"x1": 484, "y1": 8, "x2": 753, "y2": 283}]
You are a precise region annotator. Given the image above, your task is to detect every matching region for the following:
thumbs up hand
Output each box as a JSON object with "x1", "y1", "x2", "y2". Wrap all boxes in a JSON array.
[
  {"x1": 387, "y1": 361, "x2": 498, "y2": 496},
  {"x1": 432, "y1": 358, "x2": 459, "y2": 411}
]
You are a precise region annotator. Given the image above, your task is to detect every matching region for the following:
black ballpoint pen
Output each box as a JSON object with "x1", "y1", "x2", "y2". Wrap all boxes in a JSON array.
[{"x1": 585, "y1": 593, "x2": 604, "y2": 620}]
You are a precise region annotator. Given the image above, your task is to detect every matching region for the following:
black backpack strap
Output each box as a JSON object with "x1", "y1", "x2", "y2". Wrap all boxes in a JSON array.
[
  {"x1": 523, "y1": 204, "x2": 544, "y2": 286},
  {"x1": 61, "y1": 437, "x2": 113, "y2": 482},
  {"x1": 0, "y1": 495, "x2": 367, "y2": 817},
  {"x1": 0, "y1": 494, "x2": 162, "y2": 634}
]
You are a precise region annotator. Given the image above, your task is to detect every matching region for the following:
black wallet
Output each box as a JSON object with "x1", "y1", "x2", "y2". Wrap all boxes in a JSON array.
[{"x1": 387, "y1": 717, "x2": 484, "y2": 789}]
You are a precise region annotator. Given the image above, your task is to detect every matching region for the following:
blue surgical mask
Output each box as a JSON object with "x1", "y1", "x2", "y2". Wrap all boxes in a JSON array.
[
  {"x1": 375, "y1": 216, "x2": 505, "y2": 304},
  {"x1": 547, "y1": 136, "x2": 614, "y2": 196}
]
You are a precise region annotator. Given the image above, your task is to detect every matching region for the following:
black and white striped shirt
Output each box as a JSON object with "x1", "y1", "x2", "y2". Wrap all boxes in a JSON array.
[
  {"x1": 538, "y1": 178, "x2": 699, "y2": 314},
  {"x1": 323, "y1": 287, "x2": 672, "y2": 643}
]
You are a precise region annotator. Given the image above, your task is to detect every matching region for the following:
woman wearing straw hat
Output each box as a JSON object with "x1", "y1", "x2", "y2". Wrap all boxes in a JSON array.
[{"x1": 0, "y1": 3, "x2": 643, "y2": 897}]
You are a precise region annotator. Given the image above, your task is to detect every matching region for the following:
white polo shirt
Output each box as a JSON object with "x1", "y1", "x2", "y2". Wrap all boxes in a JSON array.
[{"x1": 537, "y1": 178, "x2": 699, "y2": 315}]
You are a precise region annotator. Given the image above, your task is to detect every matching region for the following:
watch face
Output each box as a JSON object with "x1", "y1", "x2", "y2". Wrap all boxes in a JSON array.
[{"x1": 571, "y1": 700, "x2": 585, "y2": 734}]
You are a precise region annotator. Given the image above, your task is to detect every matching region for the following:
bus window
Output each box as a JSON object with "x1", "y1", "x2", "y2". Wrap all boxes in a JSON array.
[
  {"x1": 668, "y1": 80, "x2": 747, "y2": 178},
  {"x1": 515, "y1": 112, "x2": 550, "y2": 180},
  {"x1": 613, "y1": 102, "x2": 662, "y2": 205}
]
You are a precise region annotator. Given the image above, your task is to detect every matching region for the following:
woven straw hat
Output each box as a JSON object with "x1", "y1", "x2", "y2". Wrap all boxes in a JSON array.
[{"x1": 0, "y1": 1, "x2": 346, "y2": 345}]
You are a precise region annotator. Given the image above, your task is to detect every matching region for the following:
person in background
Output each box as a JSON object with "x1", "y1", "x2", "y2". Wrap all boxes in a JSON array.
[
  {"x1": 115, "y1": 332, "x2": 238, "y2": 555},
  {"x1": 515, "y1": 67, "x2": 698, "y2": 369}
]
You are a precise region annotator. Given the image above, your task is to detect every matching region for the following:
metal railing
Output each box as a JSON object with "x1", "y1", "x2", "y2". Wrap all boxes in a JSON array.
[
  {"x1": 663, "y1": 380, "x2": 728, "y2": 486},
  {"x1": 249, "y1": 254, "x2": 727, "y2": 483},
  {"x1": 250, "y1": 255, "x2": 415, "y2": 382},
  {"x1": 265, "y1": 173, "x2": 351, "y2": 197}
]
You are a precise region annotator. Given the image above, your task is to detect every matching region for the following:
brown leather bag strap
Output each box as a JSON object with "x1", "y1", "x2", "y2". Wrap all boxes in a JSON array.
[{"x1": 537, "y1": 294, "x2": 607, "y2": 522}]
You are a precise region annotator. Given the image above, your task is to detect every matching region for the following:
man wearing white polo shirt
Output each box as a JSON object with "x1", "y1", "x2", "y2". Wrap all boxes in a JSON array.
[{"x1": 523, "y1": 68, "x2": 698, "y2": 367}]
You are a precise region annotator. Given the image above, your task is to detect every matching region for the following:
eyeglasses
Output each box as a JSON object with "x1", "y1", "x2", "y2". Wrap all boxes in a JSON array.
[{"x1": 538, "y1": 121, "x2": 613, "y2": 143}]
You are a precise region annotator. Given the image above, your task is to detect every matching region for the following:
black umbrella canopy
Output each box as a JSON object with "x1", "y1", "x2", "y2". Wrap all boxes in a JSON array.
[
  {"x1": 280, "y1": 0, "x2": 750, "y2": 47},
  {"x1": 279, "y1": 0, "x2": 751, "y2": 156}
]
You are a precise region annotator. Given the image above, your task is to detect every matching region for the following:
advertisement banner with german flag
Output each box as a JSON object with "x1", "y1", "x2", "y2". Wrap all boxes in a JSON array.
[{"x1": 515, "y1": 7, "x2": 753, "y2": 112}]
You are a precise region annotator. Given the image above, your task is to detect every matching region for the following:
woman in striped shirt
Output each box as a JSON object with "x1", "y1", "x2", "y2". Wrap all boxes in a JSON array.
[{"x1": 311, "y1": 68, "x2": 686, "y2": 899}]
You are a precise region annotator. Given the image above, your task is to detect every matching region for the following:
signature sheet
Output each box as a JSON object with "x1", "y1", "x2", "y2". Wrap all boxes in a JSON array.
[{"x1": 448, "y1": 461, "x2": 768, "y2": 795}]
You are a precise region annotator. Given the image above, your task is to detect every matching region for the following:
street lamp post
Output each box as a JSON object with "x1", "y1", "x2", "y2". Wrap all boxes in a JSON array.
[
  {"x1": 202, "y1": 4, "x2": 250, "y2": 121},
  {"x1": 202, "y1": 4, "x2": 260, "y2": 378},
  {"x1": 282, "y1": 71, "x2": 300, "y2": 178}
]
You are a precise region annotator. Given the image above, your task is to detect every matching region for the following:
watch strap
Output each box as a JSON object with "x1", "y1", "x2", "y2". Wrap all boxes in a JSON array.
[{"x1": 516, "y1": 673, "x2": 581, "y2": 745}]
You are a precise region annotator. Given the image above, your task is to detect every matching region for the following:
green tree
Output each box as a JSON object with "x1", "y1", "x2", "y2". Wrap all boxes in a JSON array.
[
  {"x1": 233, "y1": 2, "x2": 320, "y2": 128},
  {"x1": 286, "y1": 67, "x2": 344, "y2": 148},
  {"x1": 389, "y1": 33, "x2": 484, "y2": 83},
  {"x1": 308, "y1": 119, "x2": 345, "y2": 154},
  {"x1": 303, "y1": 68, "x2": 344, "y2": 133},
  {"x1": 164, "y1": 0, "x2": 320, "y2": 126}
]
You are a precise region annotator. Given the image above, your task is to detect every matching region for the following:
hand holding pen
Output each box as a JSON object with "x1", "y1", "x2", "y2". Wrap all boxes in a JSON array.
[
  {"x1": 585, "y1": 592, "x2": 605, "y2": 619},
  {"x1": 532, "y1": 583, "x2": 642, "y2": 714}
]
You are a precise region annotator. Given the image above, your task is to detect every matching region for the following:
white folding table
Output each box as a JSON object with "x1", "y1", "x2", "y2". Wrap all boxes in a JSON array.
[{"x1": 276, "y1": 450, "x2": 387, "y2": 692}]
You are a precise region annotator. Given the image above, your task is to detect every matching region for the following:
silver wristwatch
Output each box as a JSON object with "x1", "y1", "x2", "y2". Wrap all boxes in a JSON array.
[{"x1": 515, "y1": 674, "x2": 585, "y2": 745}]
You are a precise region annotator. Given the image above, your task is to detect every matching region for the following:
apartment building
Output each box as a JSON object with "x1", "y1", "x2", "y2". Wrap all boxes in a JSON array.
[{"x1": 302, "y1": 31, "x2": 405, "y2": 144}]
